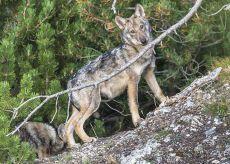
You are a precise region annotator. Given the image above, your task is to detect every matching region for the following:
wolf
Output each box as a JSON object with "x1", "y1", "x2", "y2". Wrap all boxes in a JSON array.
[
  {"x1": 65, "y1": 4, "x2": 167, "y2": 147},
  {"x1": 17, "y1": 122, "x2": 67, "y2": 159}
]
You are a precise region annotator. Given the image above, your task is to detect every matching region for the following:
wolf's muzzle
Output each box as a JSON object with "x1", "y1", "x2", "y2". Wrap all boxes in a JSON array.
[{"x1": 140, "y1": 38, "x2": 148, "y2": 45}]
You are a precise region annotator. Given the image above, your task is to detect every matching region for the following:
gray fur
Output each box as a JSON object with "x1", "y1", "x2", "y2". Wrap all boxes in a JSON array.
[
  {"x1": 17, "y1": 122, "x2": 66, "y2": 159},
  {"x1": 65, "y1": 4, "x2": 167, "y2": 146}
]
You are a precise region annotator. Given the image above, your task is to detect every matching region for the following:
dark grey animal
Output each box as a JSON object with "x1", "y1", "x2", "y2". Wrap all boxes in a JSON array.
[{"x1": 17, "y1": 122, "x2": 66, "y2": 159}]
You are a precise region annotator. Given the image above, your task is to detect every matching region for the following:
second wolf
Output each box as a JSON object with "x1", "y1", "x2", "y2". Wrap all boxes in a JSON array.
[
  {"x1": 17, "y1": 122, "x2": 67, "y2": 159},
  {"x1": 66, "y1": 4, "x2": 167, "y2": 147}
]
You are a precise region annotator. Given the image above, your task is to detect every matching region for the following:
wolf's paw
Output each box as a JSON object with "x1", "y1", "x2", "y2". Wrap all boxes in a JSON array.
[
  {"x1": 83, "y1": 137, "x2": 97, "y2": 143},
  {"x1": 133, "y1": 118, "x2": 144, "y2": 127},
  {"x1": 159, "y1": 96, "x2": 170, "y2": 107}
]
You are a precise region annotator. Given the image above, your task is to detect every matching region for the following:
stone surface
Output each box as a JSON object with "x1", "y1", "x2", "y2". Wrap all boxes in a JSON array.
[{"x1": 39, "y1": 68, "x2": 230, "y2": 164}]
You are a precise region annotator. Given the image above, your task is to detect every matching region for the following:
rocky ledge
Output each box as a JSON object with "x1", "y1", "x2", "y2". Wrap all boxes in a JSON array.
[{"x1": 40, "y1": 67, "x2": 230, "y2": 164}]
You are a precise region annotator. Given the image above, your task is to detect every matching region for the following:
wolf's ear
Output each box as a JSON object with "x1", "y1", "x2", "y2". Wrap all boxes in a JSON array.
[
  {"x1": 57, "y1": 123, "x2": 66, "y2": 142},
  {"x1": 135, "y1": 4, "x2": 145, "y2": 17},
  {"x1": 115, "y1": 16, "x2": 126, "y2": 30}
]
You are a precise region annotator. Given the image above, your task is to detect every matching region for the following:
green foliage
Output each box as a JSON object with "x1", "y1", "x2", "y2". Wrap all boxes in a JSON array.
[
  {"x1": 0, "y1": 0, "x2": 229, "y2": 161},
  {"x1": 89, "y1": 119, "x2": 106, "y2": 138},
  {"x1": 207, "y1": 56, "x2": 230, "y2": 84},
  {"x1": 0, "y1": 82, "x2": 36, "y2": 162},
  {"x1": 204, "y1": 99, "x2": 229, "y2": 118},
  {"x1": 0, "y1": 35, "x2": 16, "y2": 84}
]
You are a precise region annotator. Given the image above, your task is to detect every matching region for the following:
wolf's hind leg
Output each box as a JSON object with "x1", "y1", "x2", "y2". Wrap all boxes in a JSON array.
[
  {"x1": 74, "y1": 108, "x2": 97, "y2": 143},
  {"x1": 74, "y1": 89, "x2": 101, "y2": 143},
  {"x1": 144, "y1": 66, "x2": 166, "y2": 103}
]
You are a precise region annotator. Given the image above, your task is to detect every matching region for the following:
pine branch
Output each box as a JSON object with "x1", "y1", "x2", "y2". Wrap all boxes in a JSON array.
[{"x1": 7, "y1": 0, "x2": 203, "y2": 136}]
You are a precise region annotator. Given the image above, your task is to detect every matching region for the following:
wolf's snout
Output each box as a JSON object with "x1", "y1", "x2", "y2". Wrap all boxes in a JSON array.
[{"x1": 140, "y1": 37, "x2": 148, "y2": 45}]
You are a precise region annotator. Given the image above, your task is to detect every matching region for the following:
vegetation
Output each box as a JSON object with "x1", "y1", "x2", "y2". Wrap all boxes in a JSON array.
[
  {"x1": 0, "y1": 0, "x2": 229, "y2": 161},
  {"x1": 204, "y1": 98, "x2": 229, "y2": 118}
]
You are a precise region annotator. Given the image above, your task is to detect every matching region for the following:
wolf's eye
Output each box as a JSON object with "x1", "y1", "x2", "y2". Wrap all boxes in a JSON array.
[
  {"x1": 140, "y1": 25, "x2": 144, "y2": 29},
  {"x1": 130, "y1": 30, "x2": 135, "y2": 33}
]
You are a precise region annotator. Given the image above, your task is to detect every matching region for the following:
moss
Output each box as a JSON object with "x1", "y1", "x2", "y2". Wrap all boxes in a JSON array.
[
  {"x1": 204, "y1": 98, "x2": 229, "y2": 118},
  {"x1": 212, "y1": 57, "x2": 230, "y2": 83},
  {"x1": 225, "y1": 138, "x2": 230, "y2": 145},
  {"x1": 105, "y1": 143, "x2": 114, "y2": 149},
  {"x1": 218, "y1": 68, "x2": 230, "y2": 83},
  {"x1": 63, "y1": 153, "x2": 73, "y2": 162},
  {"x1": 211, "y1": 57, "x2": 230, "y2": 69},
  {"x1": 88, "y1": 119, "x2": 106, "y2": 138},
  {"x1": 82, "y1": 156, "x2": 91, "y2": 164},
  {"x1": 154, "y1": 130, "x2": 171, "y2": 141}
]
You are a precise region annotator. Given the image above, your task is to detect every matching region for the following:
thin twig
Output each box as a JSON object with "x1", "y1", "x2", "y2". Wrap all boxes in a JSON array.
[
  {"x1": 7, "y1": 0, "x2": 203, "y2": 136},
  {"x1": 90, "y1": 123, "x2": 98, "y2": 139},
  {"x1": 3, "y1": 110, "x2": 14, "y2": 113},
  {"x1": 66, "y1": 95, "x2": 71, "y2": 123},
  {"x1": 34, "y1": 10, "x2": 55, "y2": 29},
  {"x1": 111, "y1": 0, "x2": 117, "y2": 14},
  {"x1": 208, "y1": 3, "x2": 230, "y2": 16},
  {"x1": 8, "y1": 97, "x2": 50, "y2": 136},
  {"x1": 105, "y1": 103, "x2": 130, "y2": 116},
  {"x1": 201, "y1": 39, "x2": 222, "y2": 48},
  {"x1": 12, "y1": 95, "x2": 48, "y2": 119},
  {"x1": 50, "y1": 96, "x2": 59, "y2": 123}
]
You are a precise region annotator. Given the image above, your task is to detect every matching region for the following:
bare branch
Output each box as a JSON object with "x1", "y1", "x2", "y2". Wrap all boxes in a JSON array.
[
  {"x1": 66, "y1": 95, "x2": 71, "y2": 123},
  {"x1": 12, "y1": 95, "x2": 48, "y2": 119},
  {"x1": 50, "y1": 96, "x2": 59, "y2": 123},
  {"x1": 111, "y1": 0, "x2": 117, "y2": 14},
  {"x1": 7, "y1": 0, "x2": 203, "y2": 136},
  {"x1": 8, "y1": 97, "x2": 50, "y2": 136}
]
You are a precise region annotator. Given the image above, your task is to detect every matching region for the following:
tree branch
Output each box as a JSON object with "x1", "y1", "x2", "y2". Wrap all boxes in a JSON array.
[
  {"x1": 111, "y1": 0, "x2": 117, "y2": 14},
  {"x1": 7, "y1": 0, "x2": 203, "y2": 136}
]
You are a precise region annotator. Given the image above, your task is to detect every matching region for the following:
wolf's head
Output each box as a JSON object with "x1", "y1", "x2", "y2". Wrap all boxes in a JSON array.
[
  {"x1": 115, "y1": 4, "x2": 153, "y2": 47},
  {"x1": 51, "y1": 123, "x2": 67, "y2": 154},
  {"x1": 57, "y1": 123, "x2": 66, "y2": 142}
]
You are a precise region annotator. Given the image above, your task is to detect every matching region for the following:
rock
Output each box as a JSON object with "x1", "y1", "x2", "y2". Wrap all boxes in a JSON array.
[{"x1": 40, "y1": 68, "x2": 230, "y2": 163}]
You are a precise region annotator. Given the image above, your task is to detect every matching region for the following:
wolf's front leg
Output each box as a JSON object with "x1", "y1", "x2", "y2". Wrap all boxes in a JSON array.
[
  {"x1": 127, "y1": 76, "x2": 143, "y2": 127},
  {"x1": 144, "y1": 66, "x2": 167, "y2": 103}
]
